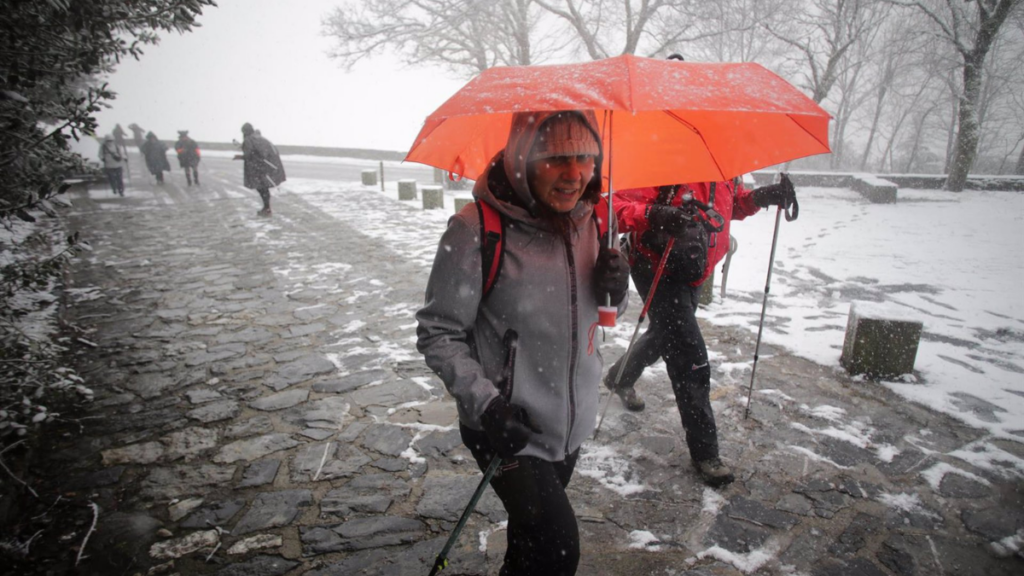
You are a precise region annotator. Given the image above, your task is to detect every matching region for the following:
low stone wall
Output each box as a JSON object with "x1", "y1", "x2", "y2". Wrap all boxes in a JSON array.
[
  {"x1": 752, "y1": 170, "x2": 1024, "y2": 192},
  {"x1": 849, "y1": 174, "x2": 897, "y2": 204}
]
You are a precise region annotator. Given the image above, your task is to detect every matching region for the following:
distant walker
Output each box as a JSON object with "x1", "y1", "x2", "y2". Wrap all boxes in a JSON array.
[{"x1": 234, "y1": 123, "x2": 286, "y2": 217}]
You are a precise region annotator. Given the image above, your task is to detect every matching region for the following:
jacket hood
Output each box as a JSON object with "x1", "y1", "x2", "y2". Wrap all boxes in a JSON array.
[
  {"x1": 473, "y1": 149, "x2": 598, "y2": 233},
  {"x1": 475, "y1": 109, "x2": 602, "y2": 226},
  {"x1": 499, "y1": 110, "x2": 603, "y2": 218}
]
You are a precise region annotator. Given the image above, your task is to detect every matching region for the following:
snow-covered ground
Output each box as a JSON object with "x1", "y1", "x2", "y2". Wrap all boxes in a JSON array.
[{"x1": 278, "y1": 174, "x2": 1024, "y2": 446}]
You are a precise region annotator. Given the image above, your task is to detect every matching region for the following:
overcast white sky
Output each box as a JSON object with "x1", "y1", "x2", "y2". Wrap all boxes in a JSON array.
[{"x1": 94, "y1": 0, "x2": 466, "y2": 152}]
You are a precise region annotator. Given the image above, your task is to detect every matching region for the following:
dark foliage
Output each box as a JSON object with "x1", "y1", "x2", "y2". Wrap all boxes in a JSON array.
[{"x1": 0, "y1": 0, "x2": 218, "y2": 217}]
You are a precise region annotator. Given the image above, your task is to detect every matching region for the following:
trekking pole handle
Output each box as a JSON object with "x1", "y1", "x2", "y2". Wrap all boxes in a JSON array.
[{"x1": 785, "y1": 197, "x2": 799, "y2": 222}]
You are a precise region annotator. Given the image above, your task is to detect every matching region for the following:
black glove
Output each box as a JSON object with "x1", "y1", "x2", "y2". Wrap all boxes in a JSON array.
[
  {"x1": 480, "y1": 395, "x2": 542, "y2": 459},
  {"x1": 646, "y1": 204, "x2": 693, "y2": 237},
  {"x1": 593, "y1": 246, "x2": 629, "y2": 305},
  {"x1": 752, "y1": 174, "x2": 797, "y2": 208}
]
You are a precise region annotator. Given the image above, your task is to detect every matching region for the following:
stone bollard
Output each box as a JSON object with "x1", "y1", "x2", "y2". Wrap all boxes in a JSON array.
[
  {"x1": 840, "y1": 301, "x2": 923, "y2": 378},
  {"x1": 361, "y1": 169, "x2": 378, "y2": 186},
  {"x1": 453, "y1": 198, "x2": 474, "y2": 213},
  {"x1": 398, "y1": 179, "x2": 417, "y2": 201},
  {"x1": 433, "y1": 168, "x2": 445, "y2": 184},
  {"x1": 422, "y1": 185, "x2": 444, "y2": 210},
  {"x1": 698, "y1": 269, "x2": 715, "y2": 306}
]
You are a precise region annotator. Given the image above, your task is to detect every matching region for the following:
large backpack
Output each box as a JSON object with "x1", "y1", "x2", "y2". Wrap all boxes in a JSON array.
[
  {"x1": 474, "y1": 199, "x2": 610, "y2": 297},
  {"x1": 629, "y1": 182, "x2": 720, "y2": 284}
]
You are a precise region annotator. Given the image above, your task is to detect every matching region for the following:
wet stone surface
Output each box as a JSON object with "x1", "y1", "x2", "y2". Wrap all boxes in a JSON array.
[{"x1": 46, "y1": 177, "x2": 1023, "y2": 575}]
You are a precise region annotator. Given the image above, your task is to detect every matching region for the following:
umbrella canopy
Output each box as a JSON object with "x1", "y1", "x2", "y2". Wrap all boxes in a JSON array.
[{"x1": 406, "y1": 54, "x2": 830, "y2": 190}]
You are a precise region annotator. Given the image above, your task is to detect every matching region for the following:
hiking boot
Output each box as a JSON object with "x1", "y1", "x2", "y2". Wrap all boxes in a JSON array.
[
  {"x1": 257, "y1": 208, "x2": 273, "y2": 217},
  {"x1": 603, "y1": 377, "x2": 645, "y2": 412},
  {"x1": 617, "y1": 387, "x2": 645, "y2": 411},
  {"x1": 692, "y1": 457, "x2": 735, "y2": 487}
]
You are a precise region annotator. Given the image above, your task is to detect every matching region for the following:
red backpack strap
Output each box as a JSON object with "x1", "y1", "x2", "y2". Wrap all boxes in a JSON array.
[{"x1": 476, "y1": 200, "x2": 505, "y2": 297}]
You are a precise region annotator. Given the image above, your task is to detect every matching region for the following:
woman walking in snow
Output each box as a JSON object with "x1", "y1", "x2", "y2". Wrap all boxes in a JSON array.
[
  {"x1": 417, "y1": 110, "x2": 630, "y2": 575},
  {"x1": 139, "y1": 131, "x2": 171, "y2": 184}
]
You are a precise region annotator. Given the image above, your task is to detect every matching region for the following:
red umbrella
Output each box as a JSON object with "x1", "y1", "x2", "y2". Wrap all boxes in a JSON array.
[{"x1": 406, "y1": 54, "x2": 831, "y2": 190}]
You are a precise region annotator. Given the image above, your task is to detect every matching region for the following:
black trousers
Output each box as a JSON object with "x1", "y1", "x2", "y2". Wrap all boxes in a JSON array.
[
  {"x1": 606, "y1": 256, "x2": 720, "y2": 462},
  {"x1": 183, "y1": 164, "x2": 199, "y2": 185},
  {"x1": 104, "y1": 167, "x2": 124, "y2": 195},
  {"x1": 461, "y1": 425, "x2": 580, "y2": 576},
  {"x1": 257, "y1": 186, "x2": 271, "y2": 209}
]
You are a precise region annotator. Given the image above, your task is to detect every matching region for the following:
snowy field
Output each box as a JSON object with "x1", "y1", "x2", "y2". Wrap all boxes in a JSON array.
[{"x1": 277, "y1": 173, "x2": 1024, "y2": 446}]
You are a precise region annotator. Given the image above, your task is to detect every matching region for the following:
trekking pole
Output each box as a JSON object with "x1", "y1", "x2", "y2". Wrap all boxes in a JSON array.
[
  {"x1": 428, "y1": 455, "x2": 501, "y2": 576},
  {"x1": 594, "y1": 237, "x2": 675, "y2": 439},
  {"x1": 743, "y1": 194, "x2": 798, "y2": 420},
  {"x1": 428, "y1": 330, "x2": 518, "y2": 575}
]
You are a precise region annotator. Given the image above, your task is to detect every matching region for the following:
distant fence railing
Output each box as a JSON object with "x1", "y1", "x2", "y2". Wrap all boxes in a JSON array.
[{"x1": 191, "y1": 141, "x2": 406, "y2": 162}]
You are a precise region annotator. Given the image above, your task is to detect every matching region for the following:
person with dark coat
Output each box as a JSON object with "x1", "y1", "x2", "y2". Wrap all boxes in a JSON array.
[
  {"x1": 128, "y1": 123, "x2": 145, "y2": 150},
  {"x1": 234, "y1": 123, "x2": 286, "y2": 217},
  {"x1": 174, "y1": 130, "x2": 201, "y2": 186},
  {"x1": 99, "y1": 135, "x2": 125, "y2": 196},
  {"x1": 606, "y1": 175, "x2": 797, "y2": 487},
  {"x1": 417, "y1": 110, "x2": 630, "y2": 575},
  {"x1": 139, "y1": 131, "x2": 171, "y2": 184}
]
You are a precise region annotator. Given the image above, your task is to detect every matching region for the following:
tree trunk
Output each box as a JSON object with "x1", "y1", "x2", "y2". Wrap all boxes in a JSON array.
[
  {"x1": 1016, "y1": 141, "x2": 1024, "y2": 175},
  {"x1": 945, "y1": 55, "x2": 983, "y2": 191},
  {"x1": 904, "y1": 106, "x2": 936, "y2": 173},
  {"x1": 860, "y1": 83, "x2": 887, "y2": 171}
]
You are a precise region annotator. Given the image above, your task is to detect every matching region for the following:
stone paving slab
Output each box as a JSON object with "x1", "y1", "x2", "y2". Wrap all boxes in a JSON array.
[{"x1": 48, "y1": 174, "x2": 1024, "y2": 575}]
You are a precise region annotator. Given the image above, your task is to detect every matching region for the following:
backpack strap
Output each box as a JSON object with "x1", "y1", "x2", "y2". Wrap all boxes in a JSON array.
[
  {"x1": 477, "y1": 198, "x2": 609, "y2": 298},
  {"x1": 477, "y1": 200, "x2": 505, "y2": 297}
]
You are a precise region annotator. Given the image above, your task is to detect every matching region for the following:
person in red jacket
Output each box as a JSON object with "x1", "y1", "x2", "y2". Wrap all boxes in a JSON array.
[{"x1": 608, "y1": 175, "x2": 796, "y2": 486}]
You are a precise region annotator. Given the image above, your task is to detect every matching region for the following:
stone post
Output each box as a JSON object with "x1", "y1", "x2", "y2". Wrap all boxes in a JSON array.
[
  {"x1": 422, "y1": 185, "x2": 444, "y2": 210},
  {"x1": 453, "y1": 198, "x2": 474, "y2": 213},
  {"x1": 361, "y1": 169, "x2": 377, "y2": 186},
  {"x1": 398, "y1": 180, "x2": 417, "y2": 201},
  {"x1": 840, "y1": 301, "x2": 923, "y2": 378}
]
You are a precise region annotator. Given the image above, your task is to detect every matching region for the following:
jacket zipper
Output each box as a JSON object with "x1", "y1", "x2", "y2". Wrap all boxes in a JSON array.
[{"x1": 563, "y1": 233, "x2": 578, "y2": 457}]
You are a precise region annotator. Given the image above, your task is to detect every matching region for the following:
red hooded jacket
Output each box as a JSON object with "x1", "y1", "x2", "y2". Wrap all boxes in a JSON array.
[{"x1": 614, "y1": 181, "x2": 761, "y2": 286}]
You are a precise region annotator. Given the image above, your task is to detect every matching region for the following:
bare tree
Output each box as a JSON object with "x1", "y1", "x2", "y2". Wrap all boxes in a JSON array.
[
  {"x1": 856, "y1": 15, "x2": 920, "y2": 170},
  {"x1": 680, "y1": 0, "x2": 793, "y2": 63},
  {"x1": 971, "y1": 23, "x2": 1024, "y2": 173},
  {"x1": 321, "y1": 0, "x2": 551, "y2": 76},
  {"x1": 532, "y1": 0, "x2": 726, "y2": 58},
  {"x1": 765, "y1": 0, "x2": 890, "y2": 104},
  {"x1": 887, "y1": 0, "x2": 1022, "y2": 190}
]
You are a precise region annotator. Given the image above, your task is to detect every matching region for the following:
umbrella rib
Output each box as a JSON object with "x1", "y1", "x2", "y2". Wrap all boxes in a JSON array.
[
  {"x1": 787, "y1": 113, "x2": 832, "y2": 152},
  {"x1": 663, "y1": 110, "x2": 726, "y2": 180}
]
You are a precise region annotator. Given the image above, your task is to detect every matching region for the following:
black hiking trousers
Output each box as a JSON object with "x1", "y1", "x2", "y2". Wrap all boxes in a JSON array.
[
  {"x1": 257, "y1": 186, "x2": 271, "y2": 210},
  {"x1": 104, "y1": 167, "x2": 124, "y2": 195},
  {"x1": 605, "y1": 255, "x2": 720, "y2": 463},
  {"x1": 183, "y1": 164, "x2": 199, "y2": 185},
  {"x1": 461, "y1": 425, "x2": 580, "y2": 576}
]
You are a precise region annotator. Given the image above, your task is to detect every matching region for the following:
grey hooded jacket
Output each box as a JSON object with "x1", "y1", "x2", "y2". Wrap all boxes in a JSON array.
[{"x1": 416, "y1": 110, "x2": 627, "y2": 462}]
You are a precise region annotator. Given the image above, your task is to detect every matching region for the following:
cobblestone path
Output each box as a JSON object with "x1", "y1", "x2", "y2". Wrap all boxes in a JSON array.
[{"x1": 48, "y1": 159, "x2": 1023, "y2": 575}]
